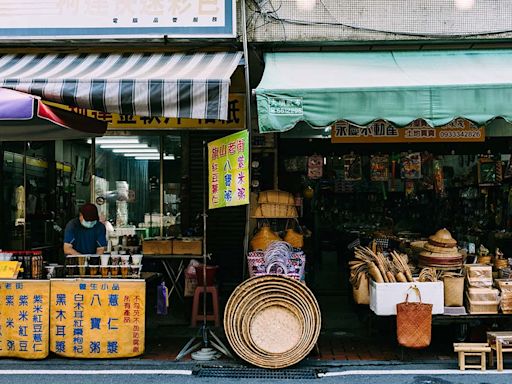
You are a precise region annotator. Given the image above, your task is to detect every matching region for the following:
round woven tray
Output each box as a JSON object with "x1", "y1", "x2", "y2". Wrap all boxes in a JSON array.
[{"x1": 224, "y1": 275, "x2": 321, "y2": 369}]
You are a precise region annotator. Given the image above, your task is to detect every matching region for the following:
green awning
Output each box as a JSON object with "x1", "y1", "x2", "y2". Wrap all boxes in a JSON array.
[{"x1": 255, "y1": 50, "x2": 512, "y2": 133}]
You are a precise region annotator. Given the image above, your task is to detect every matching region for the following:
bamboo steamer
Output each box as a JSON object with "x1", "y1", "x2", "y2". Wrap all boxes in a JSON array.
[{"x1": 224, "y1": 275, "x2": 321, "y2": 369}]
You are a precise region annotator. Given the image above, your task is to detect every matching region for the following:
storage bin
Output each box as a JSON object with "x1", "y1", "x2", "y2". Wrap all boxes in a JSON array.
[
  {"x1": 467, "y1": 287, "x2": 499, "y2": 302},
  {"x1": 369, "y1": 279, "x2": 444, "y2": 315},
  {"x1": 465, "y1": 293, "x2": 499, "y2": 314}
]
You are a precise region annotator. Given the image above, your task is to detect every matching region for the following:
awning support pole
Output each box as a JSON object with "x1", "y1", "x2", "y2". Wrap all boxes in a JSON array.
[{"x1": 241, "y1": 0, "x2": 252, "y2": 280}]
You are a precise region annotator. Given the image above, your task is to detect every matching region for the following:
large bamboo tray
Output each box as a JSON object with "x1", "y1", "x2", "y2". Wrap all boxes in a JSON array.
[{"x1": 223, "y1": 275, "x2": 321, "y2": 369}]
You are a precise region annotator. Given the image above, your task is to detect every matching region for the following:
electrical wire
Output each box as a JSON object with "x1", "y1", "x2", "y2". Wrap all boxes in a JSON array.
[{"x1": 252, "y1": 0, "x2": 512, "y2": 39}]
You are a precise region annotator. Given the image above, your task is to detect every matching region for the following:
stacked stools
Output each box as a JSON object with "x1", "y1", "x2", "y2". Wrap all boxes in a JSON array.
[
  {"x1": 224, "y1": 275, "x2": 321, "y2": 369},
  {"x1": 191, "y1": 265, "x2": 220, "y2": 327}
]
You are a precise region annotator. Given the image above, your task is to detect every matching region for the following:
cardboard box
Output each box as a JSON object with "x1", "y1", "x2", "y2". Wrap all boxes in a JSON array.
[
  {"x1": 369, "y1": 279, "x2": 444, "y2": 315},
  {"x1": 142, "y1": 239, "x2": 173, "y2": 255},
  {"x1": 172, "y1": 238, "x2": 202, "y2": 255}
]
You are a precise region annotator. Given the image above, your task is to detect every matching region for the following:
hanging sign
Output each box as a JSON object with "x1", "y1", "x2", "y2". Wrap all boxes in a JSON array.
[
  {"x1": 331, "y1": 118, "x2": 485, "y2": 143},
  {"x1": 43, "y1": 94, "x2": 245, "y2": 130},
  {"x1": 0, "y1": 280, "x2": 50, "y2": 359},
  {"x1": 50, "y1": 279, "x2": 145, "y2": 358},
  {"x1": 0, "y1": 1, "x2": 236, "y2": 39},
  {"x1": 208, "y1": 130, "x2": 249, "y2": 209}
]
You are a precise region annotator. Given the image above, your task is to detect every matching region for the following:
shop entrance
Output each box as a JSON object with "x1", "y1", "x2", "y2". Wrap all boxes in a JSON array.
[{"x1": 277, "y1": 135, "x2": 512, "y2": 360}]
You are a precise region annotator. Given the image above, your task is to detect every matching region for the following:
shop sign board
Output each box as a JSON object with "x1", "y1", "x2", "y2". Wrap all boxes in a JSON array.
[
  {"x1": 0, "y1": 1, "x2": 236, "y2": 39},
  {"x1": 50, "y1": 279, "x2": 145, "y2": 358},
  {"x1": 0, "y1": 280, "x2": 50, "y2": 359},
  {"x1": 208, "y1": 130, "x2": 249, "y2": 209},
  {"x1": 331, "y1": 118, "x2": 485, "y2": 143},
  {"x1": 44, "y1": 94, "x2": 245, "y2": 130}
]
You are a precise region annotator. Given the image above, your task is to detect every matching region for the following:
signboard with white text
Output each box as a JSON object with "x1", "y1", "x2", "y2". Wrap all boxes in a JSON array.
[{"x1": 0, "y1": 0, "x2": 236, "y2": 39}]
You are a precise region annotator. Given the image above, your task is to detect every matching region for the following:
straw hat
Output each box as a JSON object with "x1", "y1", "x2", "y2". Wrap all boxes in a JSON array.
[
  {"x1": 423, "y1": 242, "x2": 458, "y2": 254},
  {"x1": 428, "y1": 228, "x2": 457, "y2": 248}
]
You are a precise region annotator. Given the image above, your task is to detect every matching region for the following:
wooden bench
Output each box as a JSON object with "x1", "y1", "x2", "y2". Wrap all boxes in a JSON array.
[{"x1": 453, "y1": 343, "x2": 491, "y2": 371}]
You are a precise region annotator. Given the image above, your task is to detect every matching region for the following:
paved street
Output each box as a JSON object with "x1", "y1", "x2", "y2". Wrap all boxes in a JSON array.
[{"x1": 0, "y1": 361, "x2": 510, "y2": 384}]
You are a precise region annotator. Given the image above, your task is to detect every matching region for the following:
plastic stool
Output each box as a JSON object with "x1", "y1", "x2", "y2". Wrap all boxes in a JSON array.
[{"x1": 191, "y1": 286, "x2": 220, "y2": 327}]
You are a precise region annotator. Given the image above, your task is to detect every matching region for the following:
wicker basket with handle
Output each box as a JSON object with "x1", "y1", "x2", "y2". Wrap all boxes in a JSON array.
[{"x1": 396, "y1": 286, "x2": 433, "y2": 349}]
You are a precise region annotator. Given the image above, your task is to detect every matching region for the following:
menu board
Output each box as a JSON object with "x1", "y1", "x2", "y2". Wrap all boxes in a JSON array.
[
  {"x1": 0, "y1": 280, "x2": 50, "y2": 359},
  {"x1": 50, "y1": 279, "x2": 145, "y2": 358}
]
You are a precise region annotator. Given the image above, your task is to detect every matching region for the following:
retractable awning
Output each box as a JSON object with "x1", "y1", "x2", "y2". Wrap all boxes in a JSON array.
[
  {"x1": 0, "y1": 51, "x2": 242, "y2": 121},
  {"x1": 255, "y1": 50, "x2": 512, "y2": 133}
]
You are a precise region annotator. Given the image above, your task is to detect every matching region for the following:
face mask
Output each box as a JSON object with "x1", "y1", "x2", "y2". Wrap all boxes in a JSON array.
[{"x1": 81, "y1": 220, "x2": 97, "y2": 229}]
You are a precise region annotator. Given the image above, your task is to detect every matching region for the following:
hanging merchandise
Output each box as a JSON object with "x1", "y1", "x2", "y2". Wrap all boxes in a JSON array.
[
  {"x1": 250, "y1": 223, "x2": 281, "y2": 251},
  {"x1": 405, "y1": 180, "x2": 415, "y2": 198},
  {"x1": 401, "y1": 152, "x2": 422, "y2": 179},
  {"x1": 283, "y1": 219, "x2": 304, "y2": 249},
  {"x1": 307, "y1": 155, "x2": 323, "y2": 179},
  {"x1": 433, "y1": 159, "x2": 445, "y2": 196},
  {"x1": 343, "y1": 154, "x2": 362, "y2": 181},
  {"x1": 370, "y1": 155, "x2": 389, "y2": 181}
]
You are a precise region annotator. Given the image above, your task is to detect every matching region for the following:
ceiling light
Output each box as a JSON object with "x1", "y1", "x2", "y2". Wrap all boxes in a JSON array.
[
  {"x1": 135, "y1": 155, "x2": 175, "y2": 160},
  {"x1": 114, "y1": 148, "x2": 158, "y2": 154},
  {"x1": 296, "y1": 0, "x2": 316, "y2": 11},
  {"x1": 87, "y1": 137, "x2": 139, "y2": 144},
  {"x1": 454, "y1": 0, "x2": 475, "y2": 10},
  {"x1": 100, "y1": 144, "x2": 149, "y2": 149}
]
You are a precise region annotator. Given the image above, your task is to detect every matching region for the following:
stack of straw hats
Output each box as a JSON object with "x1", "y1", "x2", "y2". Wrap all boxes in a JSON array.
[
  {"x1": 419, "y1": 228, "x2": 463, "y2": 270},
  {"x1": 224, "y1": 275, "x2": 321, "y2": 369}
]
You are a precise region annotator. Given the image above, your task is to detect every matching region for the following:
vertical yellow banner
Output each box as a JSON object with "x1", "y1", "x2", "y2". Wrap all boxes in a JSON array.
[
  {"x1": 0, "y1": 280, "x2": 50, "y2": 359},
  {"x1": 208, "y1": 130, "x2": 250, "y2": 209},
  {"x1": 50, "y1": 279, "x2": 145, "y2": 358}
]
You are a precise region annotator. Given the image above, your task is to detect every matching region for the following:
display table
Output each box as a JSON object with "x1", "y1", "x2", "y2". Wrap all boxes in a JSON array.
[
  {"x1": 0, "y1": 280, "x2": 50, "y2": 359},
  {"x1": 50, "y1": 279, "x2": 145, "y2": 358},
  {"x1": 143, "y1": 254, "x2": 201, "y2": 302}
]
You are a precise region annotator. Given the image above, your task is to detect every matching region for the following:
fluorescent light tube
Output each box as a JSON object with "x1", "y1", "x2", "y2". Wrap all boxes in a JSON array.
[
  {"x1": 100, "y1": 144, "x2": 149, "y2": 149},
  {"x1": 88, "y1": 138, "x2": 139, "y2": 144},
  {"x1": 114, "y1": 148, "x2": 158, "y2": 153}
]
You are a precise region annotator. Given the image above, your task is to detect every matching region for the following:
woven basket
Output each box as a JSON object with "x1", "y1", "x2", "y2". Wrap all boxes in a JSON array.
[
  {"x1": 443, "y1": 275, "x2": 464, "y2": 307},
  {"x1": 253, "y1": 203, "x2": 298, "y2": 218},
  {"x1": 258, "y1": 190, "x2": 295, "y2": 205},
  {"x1": 224, "y1": 275, "x2": 321, "y2": 369},
  {"x1": 250, "y1": 225, "x2": 281, "y2": 251}
]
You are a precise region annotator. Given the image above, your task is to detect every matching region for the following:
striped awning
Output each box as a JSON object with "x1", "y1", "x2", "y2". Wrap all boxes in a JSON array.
[{"x1": 0, "y1": 51, "x2": 242, "y2": 121}]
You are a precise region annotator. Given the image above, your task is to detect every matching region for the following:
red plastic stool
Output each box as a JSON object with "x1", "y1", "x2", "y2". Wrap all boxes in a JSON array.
[{"x1": 191, "y1": 286, "x2": 220, "y2": 327}]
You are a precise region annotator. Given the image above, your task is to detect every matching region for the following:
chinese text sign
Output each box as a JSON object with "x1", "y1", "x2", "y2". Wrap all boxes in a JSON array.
[
  {"x1": 0, "y1": 1, "x2": 235, "y2": 38},
  {"x1": 50, "y1": 279, "x2": 145, "y2": 358},
  {"x1": 208, "y1": 130, "x2": 249, "y2": 209},
  {"x1": 331, "y1": 119, "x2": 485, "y2": 143},
  {"x1": 0, "y1": 280, "x2": 50, "y2": 359}
]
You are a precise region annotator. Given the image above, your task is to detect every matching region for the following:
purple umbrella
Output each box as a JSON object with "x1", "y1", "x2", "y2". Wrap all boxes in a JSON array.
[{"x1": 0, "y1": 88, "x2": 107, "y2": 141}]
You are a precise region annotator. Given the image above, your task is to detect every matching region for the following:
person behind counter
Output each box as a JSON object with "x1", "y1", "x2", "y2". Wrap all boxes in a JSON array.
[{"x1": 63, "y1": 203, "x2": 107, "y2": 255}]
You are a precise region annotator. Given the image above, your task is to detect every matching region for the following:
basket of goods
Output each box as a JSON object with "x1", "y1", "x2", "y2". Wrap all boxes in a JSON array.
[
  {"x1": 224, "y1": 275, "x2": 321, "y2": 369},
  {"x1": 419, "y1": 229, "x2": 463, "y2": 270},
  {"x1": 253, "y1": 190, "x2": 298, "y2": 218}
]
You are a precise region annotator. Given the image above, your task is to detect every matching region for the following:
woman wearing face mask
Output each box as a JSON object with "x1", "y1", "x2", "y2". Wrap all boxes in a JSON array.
[{"x1": 63, "y1": 203, "x2": 107, "y2": 255}]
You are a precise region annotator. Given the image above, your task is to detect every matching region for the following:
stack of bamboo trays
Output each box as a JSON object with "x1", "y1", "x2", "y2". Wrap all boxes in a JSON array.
[{"x1": 224, "y1": 275, "x2": 321, "y2": 369}]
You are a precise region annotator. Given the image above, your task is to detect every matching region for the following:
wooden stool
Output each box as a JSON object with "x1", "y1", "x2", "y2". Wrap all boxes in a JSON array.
[
  {"x1": 487, "y1": 332, "x2": 512, "y2": 371},
  {"x1": 453, "y1": 343, "x2": 491, "y2": 371},
  {"x1": 191, "y1": 286, "x2": 220, "y2": 327}
]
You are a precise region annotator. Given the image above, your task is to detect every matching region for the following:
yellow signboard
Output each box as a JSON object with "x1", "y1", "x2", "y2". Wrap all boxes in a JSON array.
[
  {"x1": 331, "y1": 118, "x2": 485, "y2": 143},
  {"x1": 0, "y1": 280, "x2": 50, "y2": 359},
  {"x1": 44, "y1": 94, "x2": 245, "y2": 130},
  {"x1": 0, "y1": 261, "x2": 22, "y2": 279},
  {"x1": 208, "y1": 130, "x2": 250, "y2": 209},
  {"x1": 50, "y1": 279, "x2": 145, "y2": 358}
]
